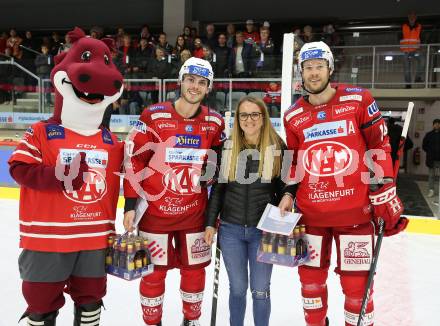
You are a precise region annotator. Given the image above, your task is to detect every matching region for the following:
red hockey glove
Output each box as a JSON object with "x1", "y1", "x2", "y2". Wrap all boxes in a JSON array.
[
  {"x1": 61, "y1": 152, "x2": 89, "y2": 191},
  {"x1": 369, "y1": 182, "x2": 407, "y2": 236}
]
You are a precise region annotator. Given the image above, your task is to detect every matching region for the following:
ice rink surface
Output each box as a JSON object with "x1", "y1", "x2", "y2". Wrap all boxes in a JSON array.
[{"x1": 1, "y1": 198, "x2": 439, "y2": 326}]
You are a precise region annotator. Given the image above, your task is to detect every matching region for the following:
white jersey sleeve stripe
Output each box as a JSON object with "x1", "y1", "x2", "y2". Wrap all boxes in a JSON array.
[
  {"x1": 20, "y1": 220, "x2": 116, "y2": 227},
  {"x1": 20, "y1": 230, "x2": 114, "y2": 239},
  {"x1": 19, "y1": 139, "x2": 41, "y2": 153},
  {"x1": 12, "y1": 150, "x2": 43, "y2": 163}
]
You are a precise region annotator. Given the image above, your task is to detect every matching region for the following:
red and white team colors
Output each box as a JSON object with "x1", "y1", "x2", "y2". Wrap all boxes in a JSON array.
[
  {"x1": 8, "y1": 123, "x2": 123, "y2": 252},
  {"x1": 124, "y1": 101, "x2": 225, "y2": 232},
  {"x1": 284, "y1": 85, "x2": 393, "y2": 227}
]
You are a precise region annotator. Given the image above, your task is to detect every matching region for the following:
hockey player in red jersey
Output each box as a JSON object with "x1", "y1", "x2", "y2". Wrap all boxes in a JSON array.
[
  {"x1": 278, "y1": 41, "x2": 407, "y2": 326},
  {"x1": 123, "y1": 57, "x2": 225, "y2": 326},
  {"x1": 8, "y1": 27, "x2": 124, "y2": 326}
]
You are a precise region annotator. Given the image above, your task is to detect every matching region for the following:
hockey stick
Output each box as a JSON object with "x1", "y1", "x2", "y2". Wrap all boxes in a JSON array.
[
  {"x1": 356, "y1": 102, "x2": 414, "y2": 326},
  {"x1": 210, "y1": 238, "x2": 222, "y2": 326},
  {"x1": 210, "y1": 111, "x2": 231, "y2": 326}
]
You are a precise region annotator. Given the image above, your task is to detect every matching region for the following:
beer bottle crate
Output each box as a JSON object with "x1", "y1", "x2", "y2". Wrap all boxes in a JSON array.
[
  {"x1": 256, "y1": 225, "x2": 310, "y2": 267},
  {"x1": 105, "y1": 233, "x2": 154, "y2": 281}
]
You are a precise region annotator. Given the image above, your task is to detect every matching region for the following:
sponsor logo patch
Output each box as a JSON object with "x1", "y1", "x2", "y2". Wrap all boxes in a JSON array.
[
  {"x1": 302, "y1": 297, "x2": 323, "y2": 310},
  {"x1": 185, "y1": 124, "x2": 194, "y2": 133},
  {"x1": 199, "y1": 123, "x2": 217, "y2": 133},
  {"x1": 134, "y1": 120, "x2": 147, "y2": 134},
  {"x1": 205, "y1": 115, "x2": 222, "y2": 126},
  {"x1": 148, "y1": 105, "x2": 165, "y2": 111},
  {"x1": 317, "y1": 111, "x2": 326, "y2": 120},
  {"x1": 60, "y1": 149, "x2": 109, "y2": 168},
  {"x1": 340, "y1": 235, "x2": 373, "y2": 272},
  {"x1": 155, "y1": 120, "x2": 178, "y2": 130},
  {"x1": 332, "y1": 103, "x2": 358, "y2": 117},
  {"x1": 339, "y1": 94, "x2": 362, "y2": 102},
  {"x1": 303, "y1": 120, "x2": 347, "y2": 142},
  {"x1": 292, "y1": 112, "x2": 312, "y2": 128},
  {"x1": 285, "y1": 107, "x2": 304, "y2": 122},
  {"x1": 151, "y1": 112, "x2": 172, "y2": 120},
  {"x1": 367, "y1": 101, "x2": 379, "y2": 116},
  {"x1": 165, "y1": 148, "x2": 207, "y2": 164},
  {"x1": 345, "y1": 87, "x2": 363, "y2": 92},
  {"x1": 175, "y1": 134, "x2": 201, "y2": 148},
  {"x1": 46, "y1": 125, "x2": 65, "y2": 140}
]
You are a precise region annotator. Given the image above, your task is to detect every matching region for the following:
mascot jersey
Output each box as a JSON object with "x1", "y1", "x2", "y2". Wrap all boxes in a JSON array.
[
  {"x1": 124, "y1": 102, "x2": 225, "y2": 232},
  {"x1": 283, "y1": 85, "x2": 393, "y2": 227},
  {"x1": 9, "y1": 126, "x2": 123, "y2": 252}
]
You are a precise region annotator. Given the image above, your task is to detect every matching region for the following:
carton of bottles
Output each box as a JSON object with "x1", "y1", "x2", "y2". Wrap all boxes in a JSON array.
[
  {"x1": 105, "y1": 233, "x2": 154, "y2": 280},
  {"x1": 257, "y1": 225, "x2": 309, "y2": 267}
]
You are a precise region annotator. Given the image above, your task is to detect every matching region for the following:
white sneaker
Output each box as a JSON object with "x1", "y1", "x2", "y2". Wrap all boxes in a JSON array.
[{"x1": 428, "y1": 189, "x2": 435, "y2": 197}]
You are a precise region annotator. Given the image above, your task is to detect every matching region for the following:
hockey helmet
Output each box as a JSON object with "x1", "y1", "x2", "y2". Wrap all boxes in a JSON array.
[
  {"x1": 298, "y1": 41, "x2": 334, "y2": 73},
  {"x1": 178, "y1": 57, "x2": 214, "y2": 90}
]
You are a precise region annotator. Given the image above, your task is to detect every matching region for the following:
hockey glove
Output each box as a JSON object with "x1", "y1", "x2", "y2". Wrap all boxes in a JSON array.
[{"x1": 369, "y1": 182, "x2": 408, "y2": 236}]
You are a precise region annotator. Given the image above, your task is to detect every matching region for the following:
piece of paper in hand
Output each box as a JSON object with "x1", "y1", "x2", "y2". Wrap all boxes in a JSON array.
[
  {"x1": 133, "y1": 198, "x2": 148, "y2": 229},
  {"x1": 257, "y1": 203, "x2": 302, "y2": 236}
]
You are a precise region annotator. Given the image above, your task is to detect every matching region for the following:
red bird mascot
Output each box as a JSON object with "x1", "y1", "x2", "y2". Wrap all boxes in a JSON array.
[{"x1": 9, "y1": 27, "x2": 124, "y2": 326}]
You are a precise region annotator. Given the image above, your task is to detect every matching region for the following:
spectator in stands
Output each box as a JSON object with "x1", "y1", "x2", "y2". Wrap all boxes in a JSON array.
[
  {"x1": 202, "y1": 45, "x2": 216, "y2": 72},
  {"x1": 90, "y1": 26, "x2": 104, "y2": 39},
  {"x1": 183, "y1": 25, "x2": 193, "y2": 50},
  {"x1": 0, "y1": 32, "x2": 7, "y2": 54},
  {"x1": 119, "y1": 34, "x2": 137, "y2": 77},
  {"x1": 21, "y1": 31, "x2": 37, "y2": 74},
  {"x1": 60, "y1": 33, "x2": 72, "y2": 53},
  {"x1": 321, "y1": 24, "x2": 341, "y2": 47},
  {"x1": 34, "y1": 45, "x2": 53, "y2": 106},
  {"x1": 422, "y1": 119, "x2": 440, "y2": 198},
  {"x1": 115, "y1": 27, "x2": 126, "y2": 48},
  {"x1": 400, "y1": 11, "x2": 423, "y2": 88},
  {"x1": 243, "y1": 19, "x2": 260, "y2": 46},
  {"x1": 302, "y1": 25, "x2": 316, "y2": 43},
  {"x1": 173, "y1": 49, "x2": 192, "y2": 78},
  {"x1": 135, "y1": 37, "x2": 153, "y2": 76},
  {"x1": 51, "y1": 32, "x2": 62, "y2": 56},
  {"x1": 202, "y1": 23, "x2": 218, "y2": 50},
  {"x1": 147, "y1": 46, "x2": 173, "y2": 101},
  {"x1": 140, "y1": 24, "x2": 156, "y2": 46},
  {"x1": 0, "y1": 47, "x2": 13, "y2": 104},
  {"x1": 192, "y1": 37, "x2": 204, "y2": 58},
  {"x1": 157, "y1": 32, "x2": 173, "y2": 55},
  {"x1": 263, "y1": 81, "x2": 281, "y2": 117},
  {"x1": 173, "y1": 34, "x2": 188, "y2": 59},
  {"x1": 6, "y1": 28, "x2": 22, "y2": 58},
  {"x1": 214, "y1": 33, "x2": 233, "y2": 77},
  {"x1": 117, "y1": 81, "x2": 143, "y2": 115},
  {"x1": 226, "y1": 23, "x2": 236, "y2": 48},
  {"x1": 232, "y1": 31, "x2": 253, "y2": 77},
  {"x1": 255, "y1": 26, "x2": 276, "y2": 77},
  {"x1": 190, "y1": 27, "x2": 198, "y2": 40}
]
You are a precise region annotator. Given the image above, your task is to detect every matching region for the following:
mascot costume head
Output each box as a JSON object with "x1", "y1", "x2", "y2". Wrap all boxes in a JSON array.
[{"x1": 50, "y1": 27, "x2": 123, "y2": 135}]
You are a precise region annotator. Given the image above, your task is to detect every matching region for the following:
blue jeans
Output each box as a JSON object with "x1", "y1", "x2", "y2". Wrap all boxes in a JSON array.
[{"x1": 219, "y1": 221, "x2": 273, "y2": 326}]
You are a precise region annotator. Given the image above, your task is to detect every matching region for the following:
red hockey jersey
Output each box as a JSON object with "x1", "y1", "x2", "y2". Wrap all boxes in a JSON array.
[
  {"x1": 9, "y1": 123, "x2": 123, "y2": 252},
  {"x1": 124, "y1": 102, "x2": 225, "y2": 231},
  {"x1": 283, "y1": 85, "x2": 393, "y2": 227}
]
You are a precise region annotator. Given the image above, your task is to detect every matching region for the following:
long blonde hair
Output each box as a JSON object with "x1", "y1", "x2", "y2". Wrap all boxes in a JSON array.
[{"x1": 221, "y1": 96, "x2": 283, "y2": 182}]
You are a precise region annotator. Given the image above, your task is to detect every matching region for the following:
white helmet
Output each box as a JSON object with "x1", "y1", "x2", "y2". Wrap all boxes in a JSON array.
[
  {"x1": 178, "y1": 57, "x2": 214, "y2": 90},
  {"x1": 298, "y1": 41, "x2": 334, "y2": 72}
]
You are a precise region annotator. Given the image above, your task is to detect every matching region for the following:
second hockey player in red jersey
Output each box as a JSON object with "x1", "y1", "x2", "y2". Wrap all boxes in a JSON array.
[
  {"x1": 123, "y1": 57, "x2": 225, "y2": 326},
  {"x1": 279, "y1": 42, "x2": 406, "y2": 326}
]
